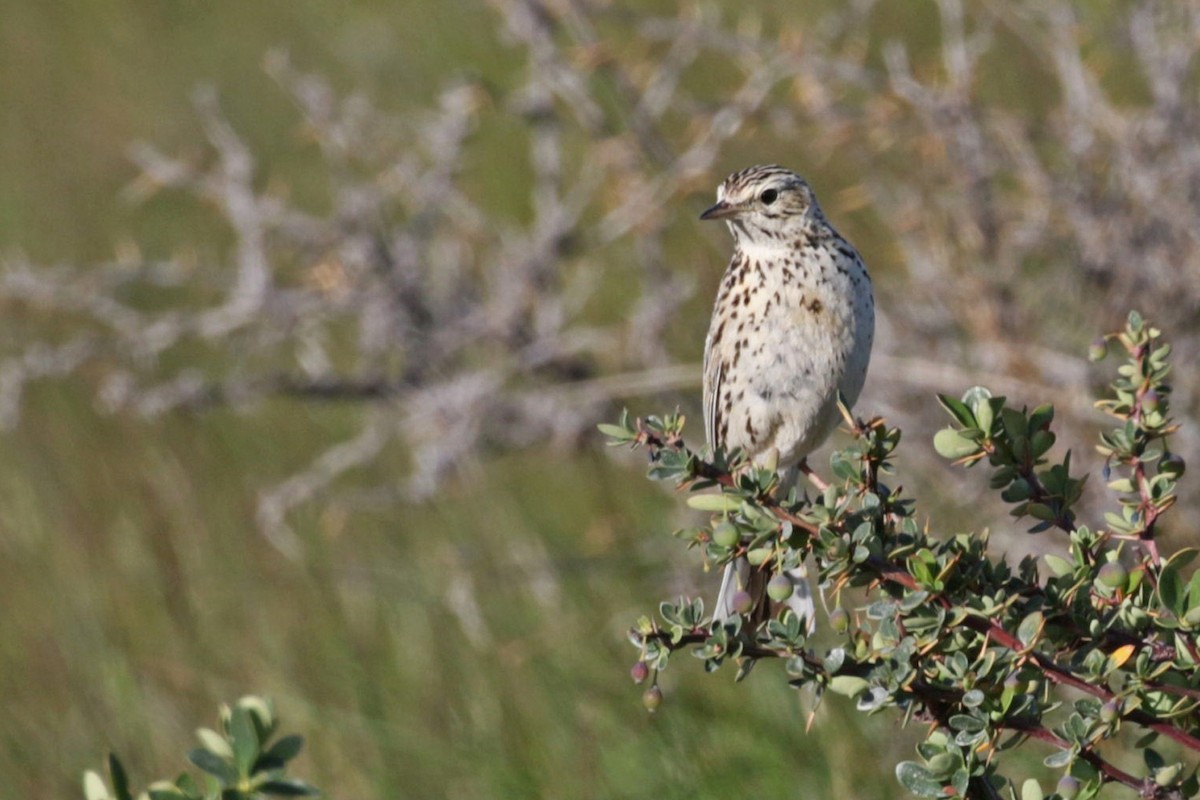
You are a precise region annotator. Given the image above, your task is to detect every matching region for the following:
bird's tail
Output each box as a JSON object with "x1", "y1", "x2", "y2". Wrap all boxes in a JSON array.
[
  {"x1": 712, "y1": 556, "x2": 751, "y2": 621},
  {"x1": 787, "y1": 567, "x2": 817, "y2": 633},
  {"x1": 712, "y1": 558, "x2": 816, "y2": 633}
]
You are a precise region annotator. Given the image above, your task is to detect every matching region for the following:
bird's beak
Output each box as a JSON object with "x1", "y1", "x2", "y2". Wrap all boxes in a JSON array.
[{"x1": 700, "y1": 200, "x2": 739, "y2": 221}]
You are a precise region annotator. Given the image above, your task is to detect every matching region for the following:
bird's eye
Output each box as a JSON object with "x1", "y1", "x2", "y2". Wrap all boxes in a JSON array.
[{"x1": 759, "y1": 188, "x2": 778, "y2": 205}]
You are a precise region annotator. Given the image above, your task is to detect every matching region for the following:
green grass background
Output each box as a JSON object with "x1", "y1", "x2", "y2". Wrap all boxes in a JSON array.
[{"x1": 0, "y1": 1, "x2": 1109, "y2": 797}]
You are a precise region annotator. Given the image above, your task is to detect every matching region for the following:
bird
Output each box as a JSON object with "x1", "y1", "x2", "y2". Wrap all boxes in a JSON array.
[{"x1": 700, "y1": 164, "x2": 875, "y2": 630}]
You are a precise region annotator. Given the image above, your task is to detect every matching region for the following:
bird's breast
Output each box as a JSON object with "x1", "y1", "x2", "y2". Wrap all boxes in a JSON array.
[{"x1": 706, "y1": 239, "x2": 873, "y2": 465}]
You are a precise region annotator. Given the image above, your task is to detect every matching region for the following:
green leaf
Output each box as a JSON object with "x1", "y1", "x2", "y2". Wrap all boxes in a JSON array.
[
  {"x1": 1017, "y1": 611, "x2": 1043, "y2": 648},
  {"x1": 975, "y1": 397, "x2": 995, "y2": 434},
  {"x1": 1026, "y1": 503, "x2": 1056, "y2": 522},
  {"x1": 1030, "y1": 430, "x2": 1055, "y2": 459},
  {"x1": 828, "y1": 675, "x2": 870, "y2": 698},
  {"x1": 961, "y1": 386, "x2": 993, "y2": 416},
  {"x1": 186, "y1": 749, "x2": 238, "y2": 785},
  {"x1": 260, "y1": 734, "x2": 304, "y2": 768},
  {"x1": 1044, "y1": 554, "x2": 1074, "y2": 577},
  {"x1": 925, "y1": 752, "x2": 960, "y2": 777},
  {"x1": 1165, "y1": 548, "x2": 1199, "y2": 571},
  {"x1": 1021, "y1": 778, "x2": 1044, "y2": 800},
  {"x1": 1157, "y1": 550, "x2": 1196, "y2": 617},
  {"x1": 1159, "y1": 564, "x2": 1185, "y2": 617},
  {"x1": 1187, "y1": 570, "x2": 1200, "y2": 612},
  {"x1": 962, "y1": 689, "x2": 985, "y2": 708},
  {"x1": 146, "y1": 783, "x2": 188, "y2": 800},
  {"x1": 686, "y1": 494, "x2": 741, "y2": 512},
  {"x1": 936, "y1": 394, "x2": 976, "y2": 428},
  {"x1": 175, "y1": 773, "x2": 197, "y2": 795},
  {"x1": 83, "y1": 772, "x2": 111, "y2": 800},
  {"x1": 196, "y1": 728, "x2": 232, "y2": 759},
  {"x1": 896, "y1": 762, "x2": 945, "y2": 798},
  {"x1": 1001, "y1": 479, "x2": 1031, "y2": 502},
  {"x1": 1183, "y1": 605, "x2": 1200, "y2": 628},
  {"x1": 108, "y1": 754, "x2": 133, "y2": 800},
  {"x1": 1134, "y1": 731, "x2": 1160, "y2": 749},
  {"x1": 229, "y1": 706, "x2": 260, "y2": 778},
  {"x1": 933, "y1": 428, "x2": 978, "y2": 460},
  {"x1": 1044, "y1": 749, "x2": 1075, "y2": 768},
  {"x1": 831, "y1": 455, "x2": 859, "y2": 482},
  {"x1": 597, "y1": 423, "x2": 632, "y2": 441},
  {"x1": 259, "y1": 779, "x2": 321, "y2": 797},
  {"x1": 950, "y1": 769, "x2": 970, "y2": 797},
  {"x1": 949, "y1": 714, "x2": 985, "y2": 732},
  {"x1": 1000, "y1": 407, "x2": 1028, "y2": 440},
  {"x1": 1106, "y1": 478, "x2": 1134, "y2": 493},
  {"x1": 988, "y1": 465, "x2": 1015, "y2": 489},
  {"x1": 239, "y1": 695, "x2": 276, "y2": 740},
  {"x1": 1104, "y1": 511, "x2": 1133, "y2": 533},
  {"x1": 1029, "y1": 403, "x2": 1055, "y2": 432}
]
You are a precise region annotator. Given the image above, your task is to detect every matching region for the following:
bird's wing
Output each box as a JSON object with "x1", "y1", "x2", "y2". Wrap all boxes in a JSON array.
[{"x1": 702, "y1": 326, "x2": 723, "y2": 451}]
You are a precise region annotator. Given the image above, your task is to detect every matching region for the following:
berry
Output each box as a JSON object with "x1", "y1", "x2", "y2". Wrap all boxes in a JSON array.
[
  {"x1": 642, "y1": 685, "x2": 663, "y2": 712},
  {"x1": 711, "y1": 522, "x2": 739, "y2": 548},
  {"x1": 1142, "y1": 389, "x2": 1161, "y2": 413},
  {"x1": 1088, "y1": 337, "x2": 1108, "y2": 362},
  {"x1": 731, "y1": 590, "x2": 754, "y2": 615},
  {"x1": 1057, "y1": 776, "x2": 1080, "y2": 799},
  {"x1": 767, "y1": 573, "x2": 794, "y2": 602},
  {"x1": 827, "y1": 537, "x2": 850, "y2": 559},
  {"x1": 630, "y1": 661, "x2": 649, "y2": 684},
  {"x1": 1161, "y1": 453, "x2": 1186, "y2": 478},
  {"x1": 829, "y1": 607, "x2": 850, "y2": 633}
]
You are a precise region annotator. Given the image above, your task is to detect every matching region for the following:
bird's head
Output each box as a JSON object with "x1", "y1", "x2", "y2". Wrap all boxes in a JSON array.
[{"x1": 700, "y1": 165, "x2": 824, "y2": 245}]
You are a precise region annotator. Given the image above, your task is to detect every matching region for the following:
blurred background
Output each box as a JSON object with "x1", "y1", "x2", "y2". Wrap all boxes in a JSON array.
[{"x1": 2, "y1": 0, "x2": 1199, "y2": 797}]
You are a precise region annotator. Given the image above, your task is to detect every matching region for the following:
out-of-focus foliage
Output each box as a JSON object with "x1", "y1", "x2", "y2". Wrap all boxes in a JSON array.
[
  {"x1": 616, "y1": 313, "x2": 1196, "y2": 799},
  {"x1": 84, "y1": 697, "x2": 318, "y2": 800},
  {"x1": 3, "y1": 0, "x2": 1199, "y2": 797},
  {"x1": 3, "y1": 0, "x2": 1198, "y2": 541}
]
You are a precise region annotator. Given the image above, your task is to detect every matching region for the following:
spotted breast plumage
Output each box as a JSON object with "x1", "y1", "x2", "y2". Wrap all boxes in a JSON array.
[{"x1": 700, "y1": 165, "x2": 875, "y2": 627}]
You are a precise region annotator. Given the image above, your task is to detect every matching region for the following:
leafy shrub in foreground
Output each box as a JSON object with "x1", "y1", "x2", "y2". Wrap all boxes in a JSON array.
[
  {"x1": 83, "y1": 696, "x2": 318, "y2": 800},
  {"x1": 608, "y1": 312, "x2": 1195, "y2": 800}
]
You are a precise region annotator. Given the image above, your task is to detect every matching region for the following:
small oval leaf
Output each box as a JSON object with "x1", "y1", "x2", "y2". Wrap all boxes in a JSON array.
[
  {"x1": 262, "y1": 734, "x2": 305, "y2": 766},
  {"x1": 187, "y1": 748, "x2": 238, "y2": 785},
  {"x1": 896, "y1": 762, "x2": 946, "y2": 798},
  {"x1": 934, "y1": 428, "x2": 979, "y2": 460},
  {"x1": 196, "y1": 728, "x2": 232, "y2": 759},
  {"x1": 686, "y1": 494, "x2": 741, "y2": 512},
  {"x1": 259, "y1": 779, "x2": 322, "y2": 797},
  {"x1": 1017, "y1": 611, "x2": 1044, "y2": 648},
  {"x1": 83, "y1": 772, "x2": 111, "y2": 800},
  {"x1": 828, "y1": 675, "x2": 870, "y2": 698}
]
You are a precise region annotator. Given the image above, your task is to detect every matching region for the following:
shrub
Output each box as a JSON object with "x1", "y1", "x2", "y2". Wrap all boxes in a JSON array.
[
  {"x1": 83, "y1": 696, "x2": 318, "y2": 800},
  {"x1": 609, "y1": 312, "x2": 1196, "y2": 800}
]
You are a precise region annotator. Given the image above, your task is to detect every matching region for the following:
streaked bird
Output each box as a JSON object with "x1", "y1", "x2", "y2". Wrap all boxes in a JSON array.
[{"x1": 700, "y1": 165, "x2": 875, "y2": 629}]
